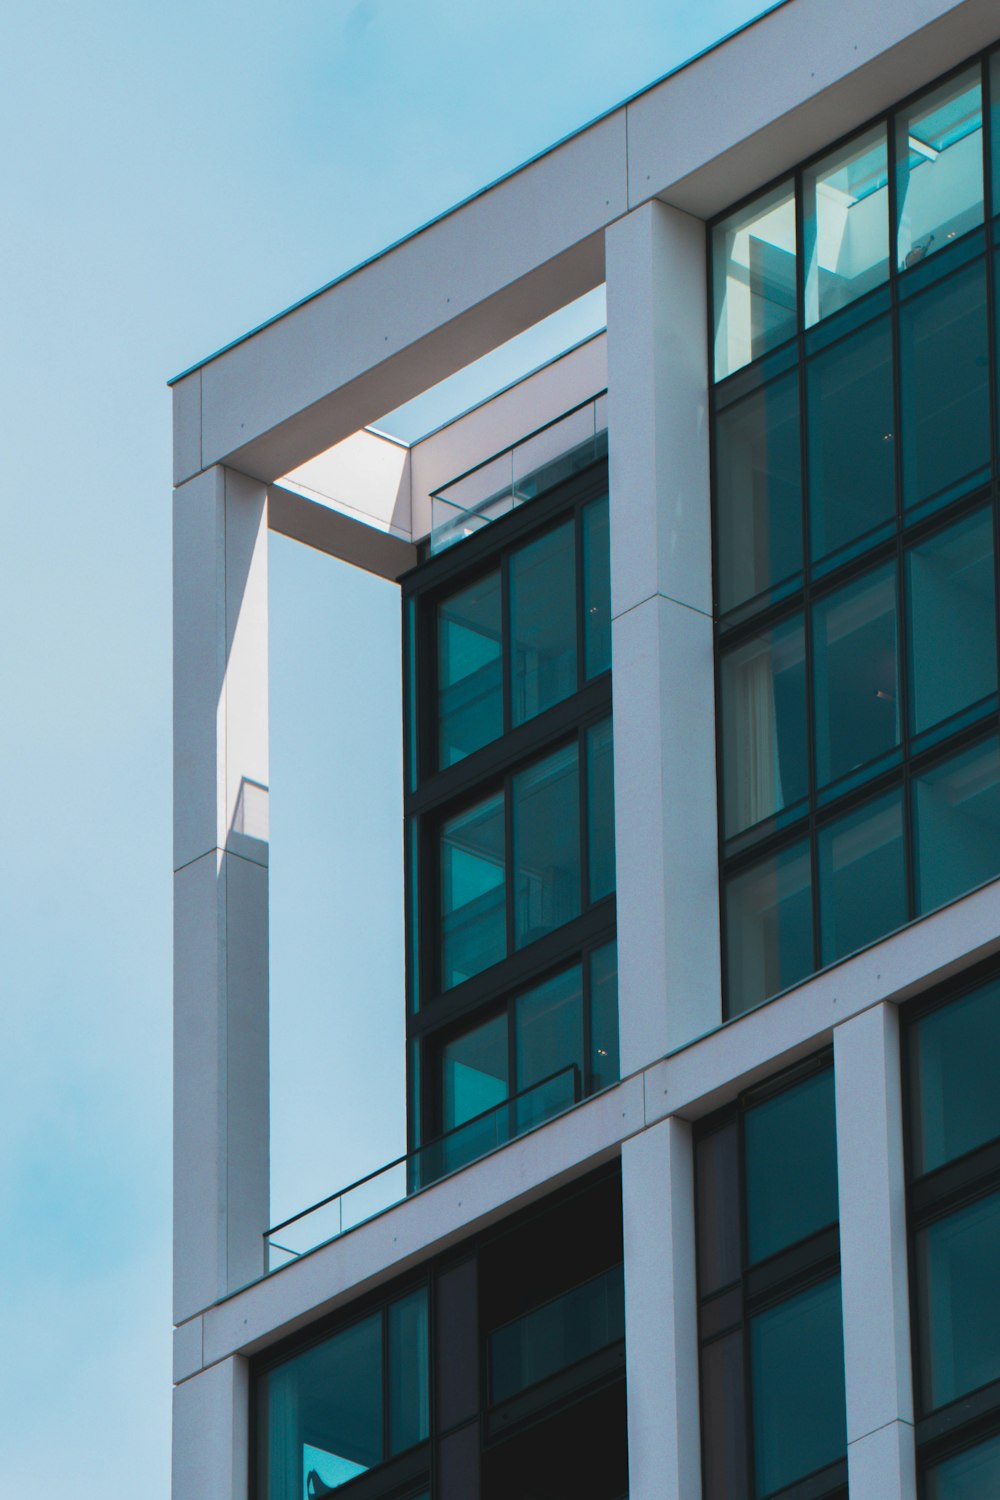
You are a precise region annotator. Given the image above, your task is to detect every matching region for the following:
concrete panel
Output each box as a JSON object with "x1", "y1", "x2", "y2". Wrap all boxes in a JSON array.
[
  {"x1": 268, "y1": 485, "x2": 417, "y2": 582},
  {"x1": 173, "y1": 369, "x2": 202, "y2": 486},
  {"x1": 847, "y1": 1418, "x2": 917, "y2": 1500},
  {"x1": 225, "y1": 851, "x2": 269, "y2": 1297},
  {"x1": 173, "y1": 1315, "x2": 204, "y2": 1385},
  {"x1": 281, "y1": 427, "x2": 412, "y2": 538},
  {"x1": 172, "y1": 1357, "x2": 249, "y2": 1500}
]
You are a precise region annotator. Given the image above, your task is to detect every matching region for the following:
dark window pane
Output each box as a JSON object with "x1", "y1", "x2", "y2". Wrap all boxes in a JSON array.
[
  {"x1": 702, "y1": 1330, "x2": 749, "y2": 1500},
  {"x1": 818, "y1": 789, "x2": 906, "y2": 965},
  {"x1": 696, "y1": 1119, "x2": 742, "y2": 1296},
  {"x1": 589, "y1": 942, "x2": 620, "y2": 1093},
  {"x1": 803, "y1": 125, "x2": 889, "y2": 325},
  {"x1": 587, "y1": 717, "x2": 616, "y2": 900},
  {"x1": 895, "y1": 68, "x2": 983, "y2": 272},
  {"x1": 513, "y1": 743, "x2": 581, "y2": 948},
  {"x1": 750, "y1": 1276, "x2": 847, "y2": 1498},
  {"x1": 388, "y1": 1290, "x2": 429, "y2": 1457},
  {"x1": 725, "y1": 839, "x2": 813, "y2": 1017},
  {"x1": 899, "y1": 259, "x2": 990, "y2": 514},
  {"x1": 510, "y1": 521, "x2": 577, "y2": 726},
  {"x1": 441, "y1": 1013, "x2": 509, "y2": 1133},
  {"x1": 440, "y1": 793, "x2": 506, "y2": 989},
  {"x1": 916, "y1": 1190, "x2": 1000, "y2": 1411},
  {"x1": 926, "y1": 1432, "x2": 1000, "y2": 1499},
  {"x1": 716, "y1": 371, "x2": 802, "y2": 612},
  {"x1": 813, "y1": 561, "x2": 899, "y2": 791},
  {"x1": 744, "y1": 1068, "x2": 838, "y2": 1264},
  {"x1": 721, "y1": 614, "x2": 807, "y2": 836},
  {"x1": 437, "y1": 572, "x2": 502, "y2": 768},
  {"x1": 514, "y1": 966, "x2": 584, "y2": 1130},
  {"x1": 807, "y1": 315, "x2": 895, "y2": 564},
  {"x1": 583, "y1": 495, "x2": 611, "y2": 678},
  {"x1": 489, "y1": 1262, "x2": 624, "y2": 1403},
  {"x1": 906, "y1": 508, "x2": 997, "y2": 738},
  {"x1": 914, "y1": 735, "x2": 1000, "y2": 915},
  {"x1": 713, "y1": 182, "x2": 797, "y2": 380},
  {"x1": 909, "y1": 978, "x2": 1000, "y2": 1175}
]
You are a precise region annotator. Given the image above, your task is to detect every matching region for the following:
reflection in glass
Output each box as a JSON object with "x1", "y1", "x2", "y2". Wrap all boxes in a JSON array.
[
  {"x1": 807, "y1": 314, "x2": 895, "y2": 564},
  {"x1": 510, "y1": 520, "x2": 577, "y2": 726},
  {"x1": 513, "y1": 744, "x2": 581, "y2": 948},
  {"x1": 725, "y1": 839, "x2": 813, "y2": 1017},
  {"x1": 514, "y1": 966, "x2": 584, "y2": 1130},
  {"x1": 437, "y1": 572, "x2": 502, "y2": 768},
  {"x1": 440, "y1": 793, "x2": 506, "y2": 988},
  {"x1": 896, "y1": 68, "x2": 983, "y2": 271},
  {"x1": 388, "y1": 1292, "x2": 430, "y2": 1457},
  {"x1": 926, "y1": 1432, "x2": 1000, "y2": 1498},
  {"x1": 917, "y1": 1190, "x2": 1000, "y2": 1411},
  {"x1": 818, "y1": 790, "x2": 906, "y2": 965},
  {"x1": 744, "y1": 1068, "x2": 838, "y2": 1265},
  {"x1": 489, "y1": 1263, "x2": 624, "y2": 1404},
  {"x1": 907, "y1": 508, "x2": 997, "y2": 737},
  {"x1": 914, "y1": 735, "x2": 1000, "y2": 915},
  {"x1": 750, "y1": 1276, "x2": 847, "y2": 1497},
  {"x1": 441, "y1": 1014, "x2": 508, "y2": 1134},
  {"x1": 587, "y1": 718, "x2": 616, "y2": 900},
  {"x1": 721, "y1": 614, "x2": 807, "y2": 836},
  {"x1": 583, "y1": 495, "x2": 611, "y2": 678},
  {"x1": 715, "y1": 370, "x2": 802, "y2": 612},
  {"x1": 803, "y1": 125, "x2": 889, "y2": 324},
  {"x1": 813, "y1": 562, "x2": 899, "y2": 790},
  {"x1": 713, "y1": 181, "x2": 797, "y2": 379},
  {"x1": 909, "y1": 977, "x2": 1000, "y2": 1176},
  {"x1": 899, "y1": 258, "x2": 990, "y2": 513},
  {"x1": 589, "y1": 943, "x2": 620, "y2": 1094}
]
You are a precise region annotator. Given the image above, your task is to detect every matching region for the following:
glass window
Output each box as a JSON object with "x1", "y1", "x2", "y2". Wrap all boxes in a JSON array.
[
  {"x1": 437, "y1": 571, "x2": 502, "y2": 768},
  {"x1": 750, "y1": 1276, "x2": 847, "y2": 1498},
  {"x1": 440, "y1": 793, "x2": 506, "y2": 989},
  {"x1": 489, "y1": 1262, "x2": 624, "y2": 1404},
  {"x1": 589, "y1": 942, "x2": 619, "y2": 1094},
  {"x1": 713, "y1": 181, "x2": 797, "y2": 380},
  {"x1": 899, "y1": 258, "x2": 990, "y2": 515},
  {"x1": 744, "y1": 1068, "x2": 838, "y2": 1264},
  {"x1": 818, "y1": 789, "x2": 906, "y2": 965},
  {"x1": 701, "y1": 1330, "x2": 749, "y2": 1500},
  {"x1": 916, "y1": 1189, "x2": 1000, "y2": 1411},
  {"x1": 913, "y1": 734, "x2": 1000, "y2": 915},
  {"x1": 896, "y1": 68, "x2": 984, "y2": 271},
  {"x1": 909, "y1": 977, "x2": 1000, "y2": 1176},
  {"x1": 725, "y1": 839, "x2": 813, "y2": 1017},
  {"x1": 803, "y1": 125, "x2": 890, "y2": 324},
  {"x1": 926, "y1": 1433, "x2": 1000, "y2": 1498},
  {"x1": 715, "y1": 369, "x2": 802, "y2": 613},
  {"x1": 587, "y1": 717, "x2": 615, "y2": 900},
  {"x1": 907, "y1": 509, "x2": 997, "y2": 739},
  {"x1": 514, "y1": 966, "x2": 584, "y2": 1130},
  {"x1": 806, "y1": 313, "x2": 895, "y2": 565},
  {"x1": 513, "y1": 744, "x2": 581, "y2": 948},
  {"x1": 813, "y1": 562, "x2": 899, "y2": 791},
  {"x1": 696, "y1": 1120, "x2": 742, "y2": 1297},
  {"x1": 510, "y1": 520, "x2": 577, "y2": 726},
  {"x1": 583, "y1": 494, "x2": 611, "y2": 678},
  {"x1": 388, "y1": 1291, "x2": 430, "y2": 1457},
  {"x1": 441, "y1": 1013, "x2": 509, "y2": 1134},
  {"x1": 720, "y1": 614, "x2": 807, "y2": 836}
]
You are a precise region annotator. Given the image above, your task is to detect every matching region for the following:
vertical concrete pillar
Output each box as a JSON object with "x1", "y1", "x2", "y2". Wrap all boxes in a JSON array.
[
  {"x1": 622, "y1": 1117, "x2": 702, "y2": 1498},
  {"x1": 605, "y1": 199, "x2": 721, "y2": 1069},
  {"x1": 172, "y1": 1357, "x2": 250, "y2": 1500},
  {"x1": 835, "y1": 1003, "x2": 917, "y2": 1499},
  {"x1": 174, "y1": 464, "x2": 270, "y2": 1322}
]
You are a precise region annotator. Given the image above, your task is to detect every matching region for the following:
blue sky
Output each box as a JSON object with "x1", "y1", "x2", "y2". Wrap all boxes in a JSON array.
[{"x1": 0, "y1": 1, "x2": 771, "y2": 1491}]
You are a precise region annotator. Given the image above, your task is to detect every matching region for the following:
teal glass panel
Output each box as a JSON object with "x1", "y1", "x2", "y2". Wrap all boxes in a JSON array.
[
  {"x1": 713, "y1": 181, "x2": 797, "y2": 380},
  {"x1": 899, "y1": 258, "x2": 990, "y2": 514},
  {"x1": 489, "y1": 1262, "x2": 625, "y2": 1403},
  {"x1": 437, "y1": 572, "x2": 502, "y2": 768},
  {"x1": 926, "y1": 1433, "x2": 1000, "y2": 1498},
  {"x1": 513, "y1": 743, "x2": 581, "y2": 948},
  {"x1": 916, "y1": 1189, "x2": 1000, "y2": 1411},
  {"x1": 806, "y1": 314, "x2": 895, "y2": 565},
  {"x1": 813, "y1": 561, "x2": 899, "y2": 791},
  {"x1": 583, "y1": 494, "x2": 611, "y2": 678},
  {"x1": 510, "y1": 520, "x2": 576, "y2": 726},
  {"x1": 440, "y1": 792, "x2": 506, "y2": 989},
  {"x1": 587, "y1": 717, "x2": 615, "y2": 900},
  {"x1": 514, "y1": 965, "x2": 584, "y2": 1130},
  {"x1": 818, "y1": 789, "x2": 906, "y2": 965},
  {"x1": 725, "y1": 838, "x2": 813, "y2": 1017},
  {"x1": 264, "y1": 1311, "x2": 383, "y2": 1499},
  {"x1": 589, "y1": 942, "x2": 619, "y2": 1093},
  {"x1": 914, "y1": 735, "x2": 1000, "y2": 915},
  {"x1": 906, "y1": 508, "x2": 997, "y2": 738},
  {"x1": 803, "y1": 125, "x2": 889, "y2": 325},
  {"x1": 715, "y1": 370, "x2": 802, "y2": 613},
  {"x1": 896, "y1": 68, "x2": 983, "y2": 271},
  {"x1": 750, "y1": 1276, "x2": 847, "y2": 1498},
  {"x1": 721, "y1": 614, "x2": 807, "y2": 836},
  {"x1": 388, "y1": 1290, "x2": 429, "y2": 1457},
  {"x1": 744, "y1": 1068, "x2": 838, "y2": 1264},
  {"x1": 442, "y1": 1013, "x2": 508, "y2": 1132},
  {"x1": 909, "y1": 977, "x2": 1000, "y2": 1176},
  {"x1": 406, "y1": 595, "x2": 418, "y2": 792}
]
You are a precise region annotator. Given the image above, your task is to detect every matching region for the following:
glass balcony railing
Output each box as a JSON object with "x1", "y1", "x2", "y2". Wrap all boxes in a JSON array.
[
  {"x1": 265, "y1": 1064, "x2": 581, "y2": 1271},
  {"x1": 488, "y1": 1261, "x2": 625, "y2": 1405}
]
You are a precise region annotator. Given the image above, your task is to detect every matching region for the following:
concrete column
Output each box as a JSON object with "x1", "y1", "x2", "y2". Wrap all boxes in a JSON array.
[
  {"x1": 174, "y1": 465, "x2": 270, "y2": 1322},
  {"x1": 835, "y1": 1003, "x2": 917, "y2": 1499},
  {"x1": 172, "y1": 1357, "x2": 250, "y2": 1500},
  {"x1": 622, "y1": 1117, "x2": 701, "y2": 1498},
  {"x1": 605, "y1": 199, "x2": 721, "y2": 1070}
]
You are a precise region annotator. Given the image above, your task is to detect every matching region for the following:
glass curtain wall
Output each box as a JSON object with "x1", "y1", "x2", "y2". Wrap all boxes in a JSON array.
[{"x1": 712, "y1": 52, "x2": 1000, "y2": 1017}]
